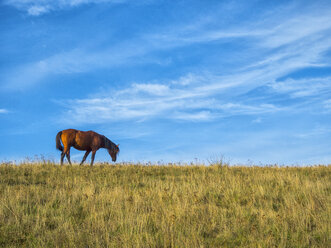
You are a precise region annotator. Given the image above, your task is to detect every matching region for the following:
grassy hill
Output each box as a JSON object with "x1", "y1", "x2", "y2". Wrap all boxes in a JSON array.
[{"x1": 0, "y1": 162, "x2": 330, "y2": 247}]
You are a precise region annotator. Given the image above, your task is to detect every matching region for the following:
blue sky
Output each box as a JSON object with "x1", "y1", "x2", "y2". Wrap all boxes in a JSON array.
[{"x1": 1, "y1": 0, "x2": 331, "y2": 165}]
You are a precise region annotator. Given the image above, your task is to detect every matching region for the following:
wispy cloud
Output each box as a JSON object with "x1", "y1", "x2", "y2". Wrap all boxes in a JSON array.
[
  {"x1": 3, "y1": 0, "x2": 331, "y2": 125},
  {"x1": 56, "y1": 72, "x2": 284, "y2": 124},
  {"x1": 269, "y1": 77, "x2": 331, "y2": 98},
  {"x1": 3, "y1": 1, "x2": 331, "y2": 91},
  {"x1": 4, "y1": 0, "x2": 129, "y2": 16},
  {"x1": 0, "y1": 109, "x2": 9, "y2": 114},
  {"x1": 294, "y1": 126, "x2": 331, "y2": 139},
  {"x1": 27, "y1": 5, "x2": 50, "y2": 16},
  {"x1": 130, "y1": 83, "x2": 170, "y2": 96},
  {"x1": 1, "y1": 44, "x2": 150, "y2": 90},
  {"x1": 323, "y1": 99, "x2": 331, "y2": 111},
  {"x1": 260, "y1": 11, "x2": 331, "y2": 48},
  {"x1": 53, "y1": 6, "x2": 331, "y2": 124}
]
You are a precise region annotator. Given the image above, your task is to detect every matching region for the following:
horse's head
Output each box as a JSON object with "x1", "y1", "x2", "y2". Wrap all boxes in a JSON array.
[
  {"x1": 108, "y1": 144, "x2": 119, "y2": 162},
  {"x1": 103, "y1": 136, "x2": 120, "y2": 162}
]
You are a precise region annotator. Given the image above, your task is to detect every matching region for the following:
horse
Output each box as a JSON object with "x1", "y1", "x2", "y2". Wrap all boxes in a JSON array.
[{"x1": 56, "y1": 129, "x2": 119, "y2": 166}]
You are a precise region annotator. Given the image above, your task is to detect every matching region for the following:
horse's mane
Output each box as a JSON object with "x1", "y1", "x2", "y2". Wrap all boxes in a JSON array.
[{"x1": 103, "y1": 136, "x2": 119, "y2": 152}]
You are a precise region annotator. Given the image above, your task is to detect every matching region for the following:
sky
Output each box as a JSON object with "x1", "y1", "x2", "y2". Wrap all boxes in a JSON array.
[{"x1": 1, "y1": 0, "x2": 331, "y2": 165}]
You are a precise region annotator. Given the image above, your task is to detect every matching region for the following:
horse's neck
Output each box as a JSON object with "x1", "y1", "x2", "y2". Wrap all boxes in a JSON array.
[
  {"x1": 102, "y1": 136, "x2": 108, "y2": 148},
  {"x1": 103, "y1": 136, "x2": 114, "y2": 149}
]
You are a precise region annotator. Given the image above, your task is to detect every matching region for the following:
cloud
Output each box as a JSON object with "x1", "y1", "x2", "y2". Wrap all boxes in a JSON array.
[
  {"x1": 216, "y1": 103, "x2": 281, "y2": 115},
  {"x1": 3, "y1": 0, "x2": 331, "y2": 91},
  {"x1": 148, "y1": 29, "x2": 264, "y2": 47},
  {"x1": 145, "y1": 4, "x2": 331, "y2": 50},
  {"x1": 52, "y1": 6, "x2": 331, "y2": 124},
  {"x1": 4, "y1": 0, "x2": 129, "y2": 16},
  {"x1": 56, "y1": 73, "x2": 284, "y2": 124},
  {"x1": 172, "y1": 111, "x2": 214, "y2": 122},
  {"x1": 0, "y1": 109, "x2": 9, "y2": 114},
  {"x1": 131, "y1": 83, "x2": 170, "y2": 96},
  {"x1": 323, "y1": 99, "x2": 331, "y2": 110},
  {"x1": 294, "y1": 126, "x2": 331, "y2": 139},
  {"x1": 27, "y1": 5, "x2": 50, "y2": 16},
  {"x1": 260, "y1": 12, "x2": 331, "y2": 48},
  {"x1": 170, "y1": 73, "x2": 203, "y2": 86},
  {"x1": 252, "y1": 117, "x2": 262, "y2": 124},
  {"x1": 269, "y1": 77, "x2": 331, "y2": 98},
  {"x1": 3, "y1": 0, "x2": 331, "y2": 125},
  {"x1": 1, "y1": 44, "x2": 149, "y2": 90}
]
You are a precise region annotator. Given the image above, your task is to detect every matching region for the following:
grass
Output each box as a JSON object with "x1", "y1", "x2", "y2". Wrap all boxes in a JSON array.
[{"x1": 0, "y1": 162, "x2": 330, "y2": 247}]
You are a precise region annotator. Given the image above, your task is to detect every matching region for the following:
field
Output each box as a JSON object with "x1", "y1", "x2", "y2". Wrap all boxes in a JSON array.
[{"x1": 0, "y1": 162, "x2": 330, "y2": 247}]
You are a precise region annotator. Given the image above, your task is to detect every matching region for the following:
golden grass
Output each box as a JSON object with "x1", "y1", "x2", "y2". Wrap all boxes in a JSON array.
[{"x1": 0, "y1": 162, "x2": 330, "y2": 247}]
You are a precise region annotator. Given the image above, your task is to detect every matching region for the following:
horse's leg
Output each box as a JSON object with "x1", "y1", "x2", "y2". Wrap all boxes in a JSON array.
[
  {"x1": 64, "y1": 147, "x2": 72, "y2": 165},
  {"x1": 80, "y1": 150, "x2": 91, "y2": 165},
  {"x1": 90, "y1": 151, "x2": 96, "y2": 166},
  {"x1": 60, "y1": 152, "x2": 65, "y2": 165}
]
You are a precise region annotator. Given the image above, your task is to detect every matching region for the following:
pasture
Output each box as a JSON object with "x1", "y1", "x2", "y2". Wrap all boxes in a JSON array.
[{"x1": 0, "y1": 162, "x2": 330, "y2": 247}]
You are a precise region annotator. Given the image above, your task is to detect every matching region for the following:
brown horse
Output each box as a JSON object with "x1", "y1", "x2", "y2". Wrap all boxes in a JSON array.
[{"x1": 56, "y1": 129, "x2": 119, "y2": 166}]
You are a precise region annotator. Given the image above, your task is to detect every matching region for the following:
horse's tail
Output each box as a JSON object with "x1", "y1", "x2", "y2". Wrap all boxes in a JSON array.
[{"x1": 56, "y1": 131, "x2": 63, "y2": 151}]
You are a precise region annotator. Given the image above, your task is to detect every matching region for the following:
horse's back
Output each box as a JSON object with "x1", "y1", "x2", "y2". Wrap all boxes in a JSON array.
[
  {"x1": 60, "y1": 129, "x2": 102, "y2": 150},
  {"x1": 76, "y1": 130, "x2": 102, "y2": 150}
]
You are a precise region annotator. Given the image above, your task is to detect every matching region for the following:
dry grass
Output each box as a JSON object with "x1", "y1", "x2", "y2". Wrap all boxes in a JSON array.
[{"x1": 0, "y1": 162, "x2": 330, "y2": 247}]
